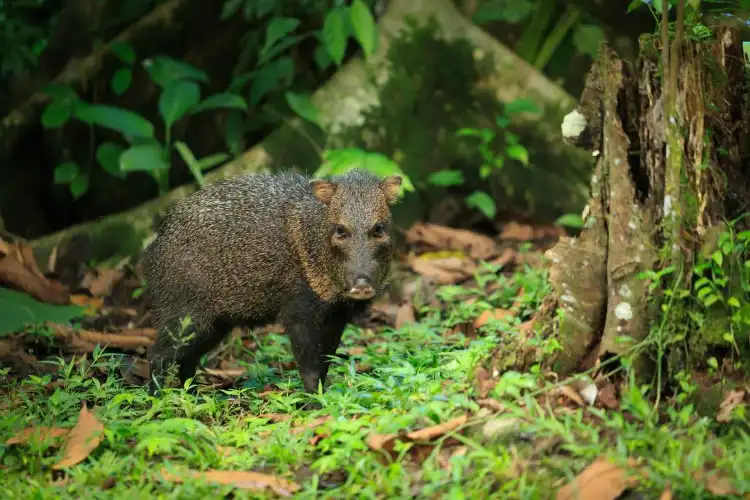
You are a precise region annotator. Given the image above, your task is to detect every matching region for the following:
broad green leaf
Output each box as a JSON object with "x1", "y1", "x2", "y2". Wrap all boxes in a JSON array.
[
  {"x1": 261, "y1": 17, "x2": 301, "y2": 60},
  {"x1": 322, "y1": 7, "x2": 348, "y2": 65},
  {"x1": 712, "y1": 250, "x2": 723, "y2": 267},
  {"x1": 159, "y1": 80, "x2": 200, "y2": 127},
  {"x1": 191, "y1": 93, "x2": 248, "y2": 114},
  {"x1": 96, "y1": 142, "x2": 125, "y2": 177},
  {"x1": 259, "y1": 34, "x2": 306, "y2": 64},
  {"x1": 54, "y1": 162, "x2": 80, "y2": 184},
  {"x1": 573, "y1": 24, "x2": 605, "y2": 58},
  {"x1": 428, "y1": 170, "x2": 465, "y2": 187},
  {"x1": 120, "y1": 144, "x2": 170, "y2": 172},
  {"x1": 728, "y1": 297, "x2": 741, "y2": 308},
  {"x1": 506, "y1": 144, "x2": 529, "y2": 165},
  {"x1": 285, "y1": 92, "x2": 320, "y2": 128},
  {"x1": 111, "y1": 68, "x2": 132, "y2": 96},
  {"x1": 145, "y1": 56, "x2": 209, "y2": 87},
  {"x1": 75, "y1": 104, "x2": 155, "y2": 138},
  {"x1": 350, "y1": 0, "x2": 377, "y2": 58},
  {"x1": 0, "y1": 288, "x2": 84, "y2": 336},
  {"x1": 504, "y1": 98, "x2": 540, "y2": 116},
  {"x1": 316, "y1": 149, "x2": 414, "y2": 192},
  {"x1": 249, "y1": 57, "x2": 294, "y2": 104},
  {"x1": 110, "y1": 41, "x2": 136, "y2": 65},
  {"x1": 70, "y1": 174, "x2": 89, "y2": 199},
  {"x1": 42, "y1": 99, "x2": 72, "y2": 128},
  {"x1": 555, "y1": 213, "x2": 584, "y2": 229},
  {"x1": 466, "y1": 191, "x2": 497, "y2": 219}
]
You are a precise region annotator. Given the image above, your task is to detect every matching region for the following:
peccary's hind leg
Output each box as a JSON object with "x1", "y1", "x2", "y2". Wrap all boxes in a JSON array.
[{"x1": 148, "y1": 316, "x2": 229, "y2": 395}]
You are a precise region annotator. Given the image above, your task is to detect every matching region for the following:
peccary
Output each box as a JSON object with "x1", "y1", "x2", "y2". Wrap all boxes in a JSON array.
[{"x1": 142, "y1": 168, "x2": 401, "y2": 395}]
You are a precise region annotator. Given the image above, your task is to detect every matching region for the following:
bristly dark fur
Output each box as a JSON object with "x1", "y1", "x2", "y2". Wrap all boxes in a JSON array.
[{"x1": 142, "y1": 168, "x2": 400, "y2": 395}]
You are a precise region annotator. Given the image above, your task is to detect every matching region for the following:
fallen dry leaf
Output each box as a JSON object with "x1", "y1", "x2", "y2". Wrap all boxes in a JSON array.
[
  {"x1": 290, "y1": 416, "x2": 332, "y2": 435},
  {"x1": 395, "y1": 301, "x2": 416, "y2": 329},
  {"x1": 556, "y1": 456, "x2": 641, "y2": 500},
  {"x1": 53, "y1": 403, "x2": 105, "y2": 469},
  {"x1": 474, "y1": 366, "x2": 497, "y2": 398},
  {"x1": 704, "y1": 472, "x2": 738, "y2": 496},
  {"x1": 716, "y1": 389, "x2": 746, "y2": 423},
  {"x1": 499, "y1": 222, "x2": 565, "y2": 241},
  {"x1": 70, "y1": 294, "x2": 104, "y2": 315},
  {"x1": 0, "y1": 237, "x2": 69, "y2": 304},
  {"x1": 258, "y1": 413, "x2": 292, "y2": 423},
  {"x1": 159, "y1": 468, "x2": 300, "y2": 496},
  {"x1": 473, "y1": 308, "x2": 512, "y2": 329},
  {"x1": 408, "y1": 255, "x2": 476, "y2": 284},
  {"x1": 596, "y1": 383, "x2": 619, "y2": 409},
  {"x1": 203, "y1": 367, "x2": 246, "y2": 379},
  {"x1": 659, "y1": 484, "x2": 672, "y2": 500},
  {"x1": 557, "y1": 385, "x2": 585, "y2": 407},
  {"x1": 366, "y1": 415, "x2": 469, "y2": 456},
  {"x1": 405, "y1": 222, "x2": 498, "y2": 260},
  {"x1": 6, "y1": 426, "x2": 69, "y2": 446},
  {"x1": 80, "y1": 267, "x2": 125, "y2": 297}
]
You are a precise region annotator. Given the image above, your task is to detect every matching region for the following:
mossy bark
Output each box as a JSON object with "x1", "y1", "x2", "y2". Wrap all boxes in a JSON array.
[
  {"x1": 30, "y1": 0, "x2": 590, "y2": 265},
  {"x1": 506, "y1": 26, "x2": 750, "y2": 377}
]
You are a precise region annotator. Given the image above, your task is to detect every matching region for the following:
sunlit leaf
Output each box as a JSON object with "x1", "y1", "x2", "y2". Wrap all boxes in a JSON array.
[
  {"x1": 285, "y1": 92, "x2": 320, "y2": 128},
  {"x1": 119, "y1": 144, "x2": 169, "y2": 172},
  {"x1": 159, "y1": 80, "x2": 200, "y2": 128},
  {"x1": 322, "y1": 7, "x2": 349, "y2": 65},
  {"x1": 350, "y1": 0, "x2": 378, "y2": 58},
  {"x1": 466, "y1": 191, "x2": 497, "y2": 219}
]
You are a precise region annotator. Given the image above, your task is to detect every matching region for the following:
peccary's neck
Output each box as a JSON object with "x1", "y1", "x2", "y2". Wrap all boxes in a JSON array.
[{"x1": 284, "y1": 199, "x2": 340, "y2": 302}]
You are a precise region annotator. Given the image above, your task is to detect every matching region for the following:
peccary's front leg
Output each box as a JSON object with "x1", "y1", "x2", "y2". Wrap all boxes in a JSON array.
[{"x1": 279, "y1": 290, "x2": 328, "y2": 393}]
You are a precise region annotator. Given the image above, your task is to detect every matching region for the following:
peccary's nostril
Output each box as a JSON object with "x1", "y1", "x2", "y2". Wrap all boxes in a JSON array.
[{"x1": 348, "y1": 275, "x2": 374, "y2": 300}]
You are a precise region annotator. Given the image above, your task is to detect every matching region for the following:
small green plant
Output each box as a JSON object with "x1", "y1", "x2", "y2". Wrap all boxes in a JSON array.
[
  {"x1": 41, "y1": 49, "x2": 248, "y2": 197},
  {"x1": 425, "y1": 98, "x2": 539, "y2": 220}
]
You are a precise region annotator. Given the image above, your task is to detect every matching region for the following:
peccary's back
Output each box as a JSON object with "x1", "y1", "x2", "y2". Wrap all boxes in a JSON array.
[{"x1": 142, "y1": 172, "x2": 323, "y2": 329}]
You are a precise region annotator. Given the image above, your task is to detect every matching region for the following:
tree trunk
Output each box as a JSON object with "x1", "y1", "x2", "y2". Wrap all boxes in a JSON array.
[{"x1": 508, "y1": 25, "x2": 750, "y2": 378}]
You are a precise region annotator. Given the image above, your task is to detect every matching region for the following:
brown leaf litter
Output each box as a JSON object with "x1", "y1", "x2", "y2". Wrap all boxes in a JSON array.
[
  {"x1": 556, "y1": 456, "x2": 642, "y2": 500},
  {"x1": 158, "y1": 468, "x2": 300, "y2": 496},
  {"x1": 53, "y1": 403, "x2": 105, "y2": 470},
  {"x1": 0, "y1": 236, "x2": 69, "y2": 304}
]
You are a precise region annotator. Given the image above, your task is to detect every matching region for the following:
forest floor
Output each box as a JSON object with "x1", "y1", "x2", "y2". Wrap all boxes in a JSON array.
[{"x1": 0, "y1": 221, "x2": 748, "y2": 499}]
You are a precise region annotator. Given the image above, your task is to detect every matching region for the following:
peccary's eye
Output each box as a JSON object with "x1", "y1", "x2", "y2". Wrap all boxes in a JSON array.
[
  {"x1": 334, "y1": 224, "x2": 349, "y2": 239},
  {"x1": 372, "y1": 222, "x2": 386, "y2": 238}
]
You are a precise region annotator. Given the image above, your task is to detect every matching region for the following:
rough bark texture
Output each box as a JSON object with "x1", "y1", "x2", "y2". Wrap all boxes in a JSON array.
[
  {"x1": 509, "y1": 26, "x2": 750, "y2": 376},
  {"x1": 30, "y1": 0, "x2": 589, "y2": 265}
]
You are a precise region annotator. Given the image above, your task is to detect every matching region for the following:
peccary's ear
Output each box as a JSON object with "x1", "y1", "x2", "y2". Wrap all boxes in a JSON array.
[
  {"x1": 380, "y1": 175, "x2": 402, "y2": 205},
  {"x1": 310, "y1": 179, "x2": 338, "y2": 205}
]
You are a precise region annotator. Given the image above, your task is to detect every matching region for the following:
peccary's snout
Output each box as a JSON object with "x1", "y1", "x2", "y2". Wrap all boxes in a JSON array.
[{"x1": 346, "y1": 272, "x2": 374, "y2": 300}]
